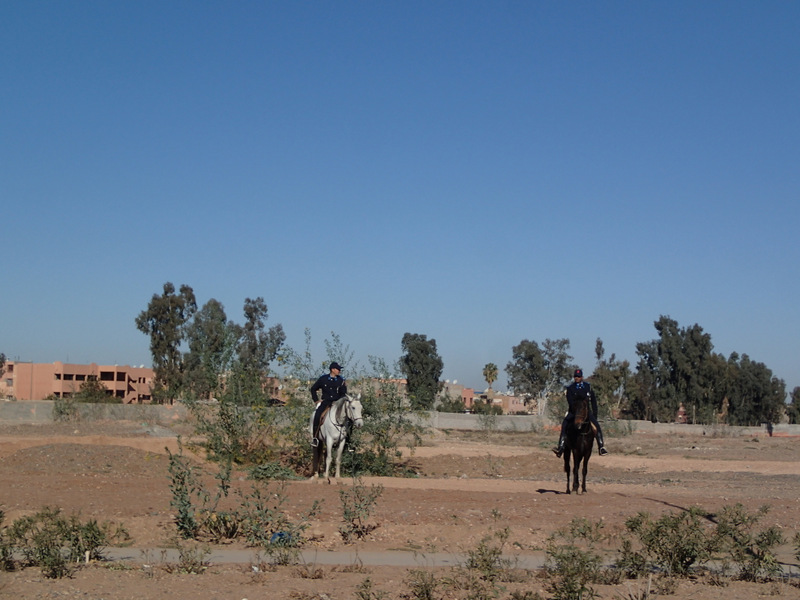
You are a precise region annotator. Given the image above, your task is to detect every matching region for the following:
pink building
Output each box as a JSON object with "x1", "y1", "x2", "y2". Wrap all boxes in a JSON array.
[{"x1": 1, "y1": 361, "x2": 154, "y2": 404}]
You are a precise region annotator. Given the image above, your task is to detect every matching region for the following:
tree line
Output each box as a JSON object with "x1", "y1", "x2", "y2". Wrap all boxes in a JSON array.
[
  {"x1": 503, "y1": 316, "x2": 792, "y2": 426},
  {"x1": 131, "y1": 283, "x2": 799, "y2": 425}
]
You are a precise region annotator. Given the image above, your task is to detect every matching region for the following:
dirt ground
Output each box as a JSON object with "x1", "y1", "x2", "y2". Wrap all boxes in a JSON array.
[{"x1": 1, "y1": 419, "x2": 799, "y2": 599}]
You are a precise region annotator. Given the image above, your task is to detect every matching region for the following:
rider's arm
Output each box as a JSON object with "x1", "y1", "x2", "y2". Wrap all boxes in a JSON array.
[{"x1": 309, "y1": 376, "x2": 323, "y2": 403}]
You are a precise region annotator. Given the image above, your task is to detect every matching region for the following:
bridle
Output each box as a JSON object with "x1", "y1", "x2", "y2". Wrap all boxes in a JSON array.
[{"x1": 329, "y1": 396, "x2": 358, "y2": 438}]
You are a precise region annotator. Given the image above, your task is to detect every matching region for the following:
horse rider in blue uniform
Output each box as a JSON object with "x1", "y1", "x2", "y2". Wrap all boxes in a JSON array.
[
  {"x1": 310, "y1": 362, "x2": 347, "y2": 447},
  {"x1": 552, "y1": 368, "x2": 609, "y2": 457}
]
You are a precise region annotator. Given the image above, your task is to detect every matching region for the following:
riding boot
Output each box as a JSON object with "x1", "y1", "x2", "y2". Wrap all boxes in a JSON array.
[
  {"x1": 311, "y1": 406, "x2": 321, "y2": 447},
  {"x1": 596, "y1": 428, "x2": 608, "y2": 455},
  {"x1": 552, "y1": 432, "x2": 567, "y2": 458}
]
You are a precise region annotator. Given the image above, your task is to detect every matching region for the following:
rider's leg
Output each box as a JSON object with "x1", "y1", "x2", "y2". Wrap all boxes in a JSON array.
[
  {"x1": 311, "y1": 403, "x2": 322, "y2": 446},
  {"x1": 552, "y1": 418, "x2": 569, "y2": 457},
  {"x1": 590, "y1": 415, "x2": 608, "y2": 455}
]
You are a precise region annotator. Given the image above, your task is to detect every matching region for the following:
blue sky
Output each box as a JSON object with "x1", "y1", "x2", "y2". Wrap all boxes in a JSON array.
[{"x1": 2, "y1": 1, "x2": 798, "y2": 395}]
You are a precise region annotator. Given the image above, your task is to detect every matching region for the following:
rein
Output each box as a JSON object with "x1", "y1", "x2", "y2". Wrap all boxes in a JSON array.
[{"x1": 328, "y1": 397, "x2": 353, "y2": 438}]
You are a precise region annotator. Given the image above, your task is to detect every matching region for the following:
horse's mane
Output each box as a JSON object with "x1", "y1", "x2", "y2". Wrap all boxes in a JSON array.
[
  {"x1": 334, "y1": 395, "x2": 348, "y2": 423},
  {"x1": 573, "y1": 396, "x2": 589, "y2": 426}
]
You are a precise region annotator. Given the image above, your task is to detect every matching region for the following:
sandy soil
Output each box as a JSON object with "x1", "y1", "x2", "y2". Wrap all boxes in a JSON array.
[{"x1": 0, "y1": 420, "x2": 799, "y2": 599}]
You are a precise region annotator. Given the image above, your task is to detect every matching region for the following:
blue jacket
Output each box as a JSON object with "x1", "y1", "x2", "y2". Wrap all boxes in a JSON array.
[
  {"x1": 310, "y1": 373, "x2": 347, "y2": 404},
  {"x1": 565, "y1": 381, "x2": 599, "y2": 418}
]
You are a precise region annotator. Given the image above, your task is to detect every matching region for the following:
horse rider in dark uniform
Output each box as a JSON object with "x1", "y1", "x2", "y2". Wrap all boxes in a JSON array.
[
  {"x1": 552, "y1": 368, "x2": 609, "y2": 457},
  {"x1": 310, "y1": 362, "x2": 347, "y2": 447}
]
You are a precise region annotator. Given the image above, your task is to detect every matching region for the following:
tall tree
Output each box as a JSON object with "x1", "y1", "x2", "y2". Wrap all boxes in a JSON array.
[
  {"x1": 237, "y1": 297, "x2": 285, "y2": 373},
  {"x1": 0, "y1": 352, "x2": 6, "y2": 379},
  {"x1": 482, "y1": 363, "x2": 498, "y2": 391},
  {"x1": 630, "y1": 316, "x2": 716, "y2": 423},
  {"x1": 629, "y1": 315, "x2": 785, "y2": 425},
  {"x1": 787, "y1": 386, "x2": 800, "y2": 425},
  {"x1": 399, "y1": 333, "x2": 444, "y2": 410},
  {"x1": 505, "y1": 340, "x2": 546, "y2": 401},
  {"x1": 592, "y1": 338, "x2": 631, "y2": 418},
  {"x1": 135, "y1": 283, "x2": 197, "y2": 403},
  {"x1": 505, "y1": 338, "x2": 574, "y2": 415},
  {"x1": 724, "y1": 353, "x2": 786, "y2": 426},
  {"x1": 541, "y1": 338, "x2": 576, "y2": 401},
  {"x1": 223, "y1": 297, "x2": 286, "y2": 406},
  {"x1": 183, "y1": 299, "x2": 240, "y2": 400}
]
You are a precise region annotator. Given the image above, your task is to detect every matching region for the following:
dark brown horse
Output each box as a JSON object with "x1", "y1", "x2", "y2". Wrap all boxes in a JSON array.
[{"x1": 563, "y1": 396, "x2": 595, "y2": 494}]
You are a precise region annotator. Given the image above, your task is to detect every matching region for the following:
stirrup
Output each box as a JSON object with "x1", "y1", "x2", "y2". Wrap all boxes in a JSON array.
[
  {"x1": 598, "y1": 446, "x2": 608, "y2": 456},
  {"x1": 552, "y1": 446, "x2": 563, "y2": 458},
  {"x1": 311, "y1": 438, "x2": 319, "y2": 447}
]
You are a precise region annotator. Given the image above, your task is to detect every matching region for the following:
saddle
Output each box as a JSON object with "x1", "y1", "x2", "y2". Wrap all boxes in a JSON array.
[{"x1": 313, "y1": 405, "x2": 332, "y2": 439}]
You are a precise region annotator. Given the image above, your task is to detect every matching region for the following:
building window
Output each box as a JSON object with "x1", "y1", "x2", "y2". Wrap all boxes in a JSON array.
[
  {"x1": 55, "y1": 374, "x2": 62, "y2": 380},
  {"x1": 76, "y1": 374, "x2": 86, "y2": 381},
  {"x1": 100, "y1": 371, "x2": 114, "y2": 381},
  {"x1": 64, "y1": 374, "x2": 74, "y2": 381},
  {"x1": 116, "y1": 372, "x2": 125, "y2": 381}
]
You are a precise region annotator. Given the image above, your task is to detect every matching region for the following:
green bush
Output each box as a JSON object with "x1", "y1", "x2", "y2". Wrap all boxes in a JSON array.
[
  {"x1": 2, "y1": 507, "x2": 128, "y2": 578},
  {"x1": 714, "y1": 504, "x2": 785, "y2": 582},
  {"x1": 794, "y1": 531, "x2": 800, "y2": 562},
  {"x1": 340, "y1": 377, "x2": 428, "y2": 477},
  {"x1": 166, "y1": 440, "x2": 319, "y2": 559},
  {"x1": 51, "y1": 395, "x2": 77, "y2": 422},
  {"x1": 248, "y1": 462, "x2": 302, "y2": 481},
  {"x1": 623, "y1": 507, "x2": 717, "y2": 576},
  {"x1": 545, "y1": 518, "x2": 606, "y2": 600},
  {"x1": 338, "y1": 477, "x2": 383, "y2": 543}
]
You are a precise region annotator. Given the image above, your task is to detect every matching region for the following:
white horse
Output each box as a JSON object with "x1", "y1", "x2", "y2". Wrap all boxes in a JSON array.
[{"x1": 309, "y1": 393, "x2": 364, "y2": 481}]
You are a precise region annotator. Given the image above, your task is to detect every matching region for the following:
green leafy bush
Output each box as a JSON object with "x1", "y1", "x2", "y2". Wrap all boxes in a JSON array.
[
  {"x1": 623, "y1": 507, "x2": 717, "y2": 576},
  {"x1": 714, "y1": 503, "x2": 785, "y2": 581},
  {"x1": 545, "y1": 518, "x2": 606, "y2": 600},
  {"x1": 338, "y1": 477, "x2": 383, "y2": 543},
  {"x1": 2, "y1": 507, "x2": 128, "y2": 578}
]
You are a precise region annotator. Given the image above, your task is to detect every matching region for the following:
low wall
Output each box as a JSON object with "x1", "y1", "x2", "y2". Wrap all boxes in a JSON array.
[
  {"x1": 2, "y1": 400, "x2": 798, "y2": 437},
  {"x1": 0, "y1": 400, "x2": 188, "y2": 425},
  {"x1": 420, "y1": 413, "x2": 800, "y2": 436}
]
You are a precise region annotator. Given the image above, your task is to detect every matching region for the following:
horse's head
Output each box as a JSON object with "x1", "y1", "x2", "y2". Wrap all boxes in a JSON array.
[
  {"x1": 573, "y1": 396, "x2": 589, "y2": 427},
  {"x1": 344, "y1": 393, "x2": 364, "y2": 428}
]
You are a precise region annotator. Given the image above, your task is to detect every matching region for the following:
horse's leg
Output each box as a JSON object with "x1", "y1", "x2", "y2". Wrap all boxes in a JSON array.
[
  {"x1": 309, "y1": 444, "x2": 320, "y2": 480},
  {"x1": 581, "y1": 436, "x2": 593, "y2": 493},
  {"x1": 563, "y1": 451, "x2": 571, "y2": 494},
  {"x1": 572, "y1": 454, "x2": 580, "y2": 493},
  {"x1": 334, "y1": 440, "x2": 345, "y2": 479},
  {"x1": 324, "y1": 437, "x2": 334, "y2": 482},
  {"x1": 581, "y1": 455, "x2": 589, "y2": 493},
  {"x1": 309, "y1": 413, "x2": 319, "y2": 480}
]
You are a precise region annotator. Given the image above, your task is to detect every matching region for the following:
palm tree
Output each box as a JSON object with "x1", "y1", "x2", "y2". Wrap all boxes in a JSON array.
[{"x1": 483, "y1": 363, "x2": 498, "y2": 391}]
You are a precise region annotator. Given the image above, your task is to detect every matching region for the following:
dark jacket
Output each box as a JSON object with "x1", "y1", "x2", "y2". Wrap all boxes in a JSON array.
[
  {"x1": 310, "y1": 374, "x2": 347, "y2": 405},
  {"x1": 565, "y1": 381, "x2": 599, "y2": 419}
]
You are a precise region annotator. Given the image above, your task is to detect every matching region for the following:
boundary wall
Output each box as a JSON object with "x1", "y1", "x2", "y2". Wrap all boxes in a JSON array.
[{"x1": 2, "y1": 400, "x2": 798, "y2": 436}]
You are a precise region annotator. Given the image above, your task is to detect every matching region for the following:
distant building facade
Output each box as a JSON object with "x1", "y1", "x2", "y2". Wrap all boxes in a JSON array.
[
  {"x1": 1, "y1": 361, "x2": 154, "y2": 404},
  {"x1": 442, "y1": 381, "x2": 527, "y2": 414}
]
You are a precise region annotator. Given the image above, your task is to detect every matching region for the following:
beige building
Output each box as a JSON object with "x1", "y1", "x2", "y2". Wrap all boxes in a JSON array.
[{"x1": 1, "y1": 361, "x2": 154, "y2": 404}]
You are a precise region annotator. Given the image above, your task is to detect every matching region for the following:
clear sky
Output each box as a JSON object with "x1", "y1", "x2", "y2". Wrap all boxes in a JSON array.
[{"x1": 2, "y1": 1, "x2": 798, "y2": 395}]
